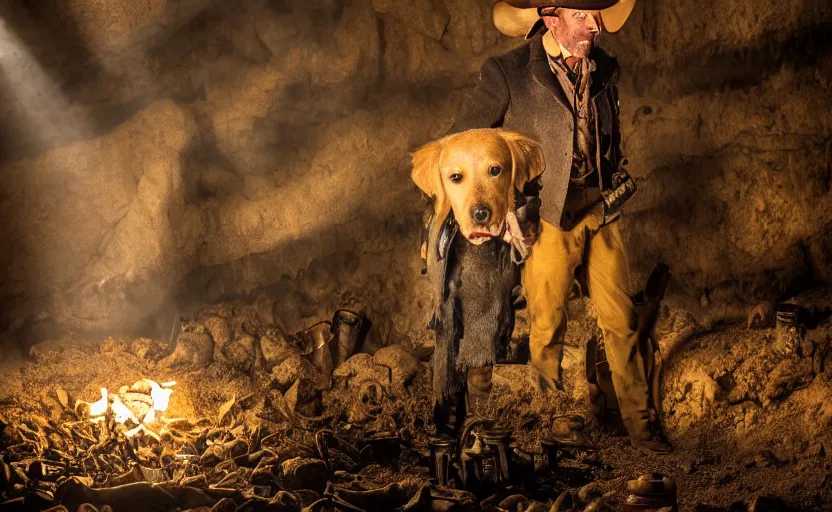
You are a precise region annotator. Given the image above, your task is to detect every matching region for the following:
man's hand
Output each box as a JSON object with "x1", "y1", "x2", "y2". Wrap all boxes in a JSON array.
[
  {"x1": 503, "y1": 196, "x2": 541, "y2": 264},
  {"x1": 514, "y1": 196, "x2": 541, "y2": 247}
]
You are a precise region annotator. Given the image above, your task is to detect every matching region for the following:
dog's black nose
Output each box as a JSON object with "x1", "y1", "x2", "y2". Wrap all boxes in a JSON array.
[{"x1": 471, "y1": 205, "x2": 491, "y2": 223}]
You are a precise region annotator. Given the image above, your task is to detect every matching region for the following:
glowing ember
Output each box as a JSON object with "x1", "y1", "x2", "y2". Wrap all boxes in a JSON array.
[
  {"x1": 89, "y1": 388, "x2": 108, "y2": 417},
  {"x1": 149, "y1": 380, "x2": 174, "y2": 412},
  {"x1": 81, "y1": 380, "x2": 176, "y2": 438}
]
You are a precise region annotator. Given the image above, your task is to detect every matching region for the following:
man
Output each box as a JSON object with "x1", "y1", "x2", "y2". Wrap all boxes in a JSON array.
[{"x1": 449, "y1": 0, "x2": 672, "y2": 453}]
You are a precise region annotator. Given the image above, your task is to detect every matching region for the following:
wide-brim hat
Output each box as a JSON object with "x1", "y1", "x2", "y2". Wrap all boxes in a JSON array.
[{"x1": 492, "y1": 0, "x2": 636, "y2": 37}]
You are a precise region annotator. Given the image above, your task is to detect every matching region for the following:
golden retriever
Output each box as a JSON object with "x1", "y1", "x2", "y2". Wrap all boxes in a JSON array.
[{"x1": 411, "y1": 128, "x2": 545, "y2": 243}]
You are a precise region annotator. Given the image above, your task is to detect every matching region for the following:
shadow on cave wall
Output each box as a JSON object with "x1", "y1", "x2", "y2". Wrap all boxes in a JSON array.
[
  {"x1": 1, "y1": 0, "x2": 830, "y2": 347},
  {"x1": 628, "y1": 1, "x2": 832, "y2": 97}
]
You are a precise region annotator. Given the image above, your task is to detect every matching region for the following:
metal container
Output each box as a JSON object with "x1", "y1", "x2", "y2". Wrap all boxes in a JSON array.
[
  {"x1": 304, "y1": 321, "x2": 335, "y2": 377},
  {"x1": 541, "y1": 437, "x2": 561, "y2": 471},
  {"x1": 622, "y1": 473, "x2": 678, "y2": 511},
  {"x1": 481, "y1": 428, "x2": 513, "y2": 484},
  {"x1": 774, "y1": 303, "x2": 805, "y2": 357},
  {"x1": 332, "y1": 310, "x2": 363, "y2": 366},
  {"x1": 460, "y1": 432, "x2": 499, "y2": 495},
  {"x1": 429, "y1": 436, "x2": 457, "y2": 487}
]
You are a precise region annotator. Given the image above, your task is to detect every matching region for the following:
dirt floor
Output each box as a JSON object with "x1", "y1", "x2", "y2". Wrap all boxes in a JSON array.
[{"x1": 1, "y1": 291, "x2": 831, "y2": 511}]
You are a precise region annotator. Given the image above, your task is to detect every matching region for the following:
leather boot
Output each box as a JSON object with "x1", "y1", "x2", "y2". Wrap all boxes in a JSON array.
[
  {"x1": 466, "y1": 366, "x2": 493, "y2": 418},
  {"x1": 624, "y1": 410, "x2": 672, "y2": 454}
]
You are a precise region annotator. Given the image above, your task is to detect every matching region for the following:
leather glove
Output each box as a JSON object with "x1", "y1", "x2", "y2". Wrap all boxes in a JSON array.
[
  {"x1": 504, "y1": 196, "x2": 541, "y2": 264},
  {"x1": 514, "y1": 195, "x2": 541, "y2": 247}
]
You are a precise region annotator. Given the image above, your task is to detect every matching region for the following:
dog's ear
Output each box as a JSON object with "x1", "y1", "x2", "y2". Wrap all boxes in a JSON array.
[
  {"x1": 500, "y1": 131, "x2": 545, "y2": 189},
  {"x1": 411, "y1": 140, "x2": 448, "y2": 219}
]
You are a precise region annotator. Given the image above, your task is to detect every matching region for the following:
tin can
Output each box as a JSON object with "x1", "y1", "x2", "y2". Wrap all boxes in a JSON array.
[
  {"x1": 332, "y1": 310, "x2": 363, "y2": 366},
  {"x1": 622, "y1": 473, "x2": 677, "y2": 511},
  {"x1": 429, "y1": 436, "x2": 457, "y2": 487}
]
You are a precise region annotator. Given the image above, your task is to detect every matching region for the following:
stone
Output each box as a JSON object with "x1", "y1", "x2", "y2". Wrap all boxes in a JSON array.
[
  {"x1": 129, "y1": 337, "x2": 167, "y2": 360},
  {"x1": 198, "y1": 303, "x2": 235, "y2": 322},
  {"x1": 372, "y1": 345, "x2": 420, "y2": 396},
  {"x1": 221, "y1": 335, "x2": 257, "y2": 373},
  {"x1": 763, "y1": 358, "x2": 815, "y2": 403},
  {"x1": 161, "y1": 331, "x2": 213, "y2": 369},
  {"x1": 260, "y1": 334, "x2": 298, "y2": 371},
  {"x1": 55, "y1": 387, "x2": 70, "y2": 409},
  {"x1": 332, "y1": 353, "x2": 391, "y2": 390},
  {"x1": 270, "y1": 354, "x2": 325, "y2": 393},
  {"x1": 203, "y1": 317, "x2": 231, "y2": 362},
  {"x1": 279, "y1": 458, "x2": 328, "y2": 494}
]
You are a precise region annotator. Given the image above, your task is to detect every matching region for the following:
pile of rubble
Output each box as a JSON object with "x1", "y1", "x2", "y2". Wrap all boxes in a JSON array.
[{"x1": 1, "y1": 297, "x2": 830, "y2": 511}]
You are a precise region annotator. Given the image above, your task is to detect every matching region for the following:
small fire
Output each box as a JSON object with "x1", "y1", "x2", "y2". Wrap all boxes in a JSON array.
[{"x1": 80, "y1": 379, "x2": 176, "y2": 438}]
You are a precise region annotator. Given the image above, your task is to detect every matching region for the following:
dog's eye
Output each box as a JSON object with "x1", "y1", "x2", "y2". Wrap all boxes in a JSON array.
[
  {"x1": 449, "y1": 173, "x2": 463, "y2": 183},
  {"x1": 489, "y1": 165, "x2": 502, "y2": 177}
]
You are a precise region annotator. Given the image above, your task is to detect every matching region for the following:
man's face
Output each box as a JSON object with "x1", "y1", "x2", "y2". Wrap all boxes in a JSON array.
[{"x1": 543, "y1": 8, "x2": 602, "y2": 59}]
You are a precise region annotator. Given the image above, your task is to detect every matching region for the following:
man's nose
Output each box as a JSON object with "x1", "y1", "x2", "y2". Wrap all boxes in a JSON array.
[
  {"x1": 586, "y1": 15, "x2": 600, "y2": 33},
  {"x1": 471, "y1": 205, "x2": 491, "y2": 224}
]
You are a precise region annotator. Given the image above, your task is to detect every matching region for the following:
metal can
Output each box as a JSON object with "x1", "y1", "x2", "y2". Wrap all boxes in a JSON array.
[
  {"x1": 429, "y1": 436, "x2": 457, "y2": 487},
  {"x1": 774, "y1": 304, "x2": 806, "y2": 357},
  {"x1": 622, "y1": 473, "x2": 677, "y2": 511}
]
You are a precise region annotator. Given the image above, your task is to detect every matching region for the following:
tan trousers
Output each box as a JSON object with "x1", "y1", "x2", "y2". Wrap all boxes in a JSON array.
[{"x1": 522, "y1": 204, "x2": 651, "y2": 434}]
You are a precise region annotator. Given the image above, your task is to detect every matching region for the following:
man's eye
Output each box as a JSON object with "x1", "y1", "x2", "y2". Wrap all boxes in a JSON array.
[
  {"x1": 574, "y1": 12, "x2": 587, "y2": 20},
  {"x1": 449, "y1": 173, "x2": 463, "y2": 183},
  {"x1": 489, "y1": 165, "x2": 502, "y2": 177}
]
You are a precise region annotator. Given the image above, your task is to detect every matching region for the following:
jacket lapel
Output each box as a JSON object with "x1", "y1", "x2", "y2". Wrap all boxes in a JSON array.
[
  {"x1": 528, "y1": 36, "x2": 571, "y2": 111},
  {"x1": 590, "y1": 48, "x2": 620, "y2": 99}
]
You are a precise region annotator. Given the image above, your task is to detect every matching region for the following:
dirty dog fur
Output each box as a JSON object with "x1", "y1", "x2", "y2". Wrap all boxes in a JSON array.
[
  {"x1": 411, "y1": 129, "x2": 545, "y2": 409},
  {"x1": 433, "y1": 224, "x2": 518, "y2": 399}
]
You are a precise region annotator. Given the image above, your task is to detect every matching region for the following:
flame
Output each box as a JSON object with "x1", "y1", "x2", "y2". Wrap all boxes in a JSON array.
[
  {"x1": 149, "y1": 381, "x2": 173, "y2": 413},
  {"x1": 85, "y1": 379, "x2": 175, "y2": 436},
  {"x1": 89, "y1": 388, "x2": 108, "y2": 417}
]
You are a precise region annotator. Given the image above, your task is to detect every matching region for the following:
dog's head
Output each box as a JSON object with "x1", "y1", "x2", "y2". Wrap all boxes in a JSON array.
[{"x1": 411, "y1": 129, "x2": 545, "y2": 244}]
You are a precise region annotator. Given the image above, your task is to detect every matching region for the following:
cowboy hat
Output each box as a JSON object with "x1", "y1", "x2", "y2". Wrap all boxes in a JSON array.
[{"x1": 492, "y1": 0, "x2": 636, "y2": 37}]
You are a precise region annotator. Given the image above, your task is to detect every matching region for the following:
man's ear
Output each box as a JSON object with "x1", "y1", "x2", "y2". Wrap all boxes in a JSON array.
[
  {"x1": 499, "y1": 131, "x2": 545, "y2": 190},
  {"x1": 411, "y1": 140, "x2": 448, "y2": 219}
]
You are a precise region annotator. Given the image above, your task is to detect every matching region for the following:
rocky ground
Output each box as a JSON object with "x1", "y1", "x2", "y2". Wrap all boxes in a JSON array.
[{"x1": 1, "y1": 289, "x2": 831, "y2": 511}]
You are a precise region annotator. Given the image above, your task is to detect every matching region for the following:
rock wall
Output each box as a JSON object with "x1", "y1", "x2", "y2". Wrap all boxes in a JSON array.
[{"x1": 0, "y1": 0, "x2": 830, "y2": 346}]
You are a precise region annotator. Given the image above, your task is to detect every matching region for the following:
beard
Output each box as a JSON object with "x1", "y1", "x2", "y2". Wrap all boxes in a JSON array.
[{"x1": 558, "y1": 29, "x2": 596, "y2": 58}]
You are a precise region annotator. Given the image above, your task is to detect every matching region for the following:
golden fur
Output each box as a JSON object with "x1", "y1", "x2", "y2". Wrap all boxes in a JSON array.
[{"x1": 411, "y1": 129, "x2": 545, "y2": 244}]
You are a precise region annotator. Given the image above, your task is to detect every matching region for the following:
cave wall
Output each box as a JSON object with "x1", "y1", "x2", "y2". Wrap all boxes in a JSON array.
[{"x1": 0, "y1": 0, "x2": 830, "y2": 347}]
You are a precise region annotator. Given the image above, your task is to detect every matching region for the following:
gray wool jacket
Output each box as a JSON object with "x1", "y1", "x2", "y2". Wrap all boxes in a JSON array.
[{"x1": 450, "y1": 31, "x2": 624, "y2": 229}]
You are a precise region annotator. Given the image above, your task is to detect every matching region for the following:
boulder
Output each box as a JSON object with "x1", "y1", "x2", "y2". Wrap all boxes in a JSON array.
[
  {"x1": 260, "y1": 334, "x2": 298, "y2": 371},
  {"x1": 129, "y1": 337, "x2": 167, "y2": 360},
  {"x1": 221, "y1": 335, "x2": 257, "y2": 374},
  {"x1": 161, "y1": 328, "x2": 213, "y2": 369},
  {"x1": 372, "y1": 345, "x2": 420, "y2": 396},
  {"x1": 203, "y1": 317, "x2": 231, "y2": 362},
  {"x1": 270, "y1": 354, "x2": 326, "y2": 393}
]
